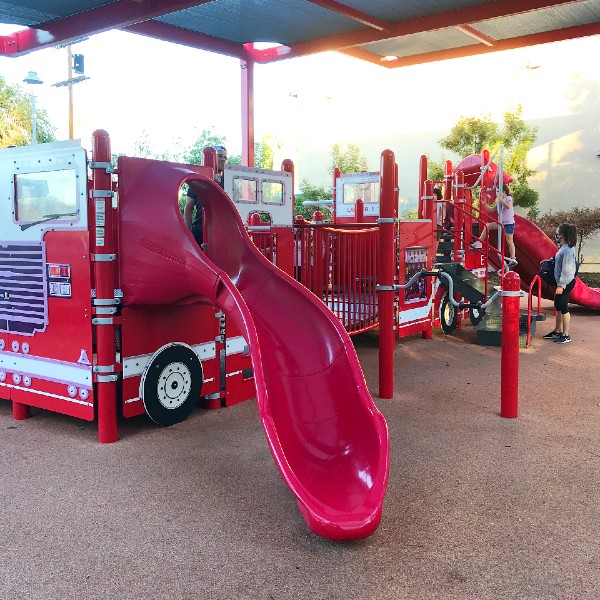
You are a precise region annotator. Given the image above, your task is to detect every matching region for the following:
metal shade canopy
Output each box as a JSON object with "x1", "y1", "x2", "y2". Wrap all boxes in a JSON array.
[{"x1": 0, "y1": 0, "x2": 598, "y2": 67}]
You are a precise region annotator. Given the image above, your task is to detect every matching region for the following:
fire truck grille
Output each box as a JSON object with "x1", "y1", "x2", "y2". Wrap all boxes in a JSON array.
[{"x1": 0, "y1": 243, "x2": 47, "y2": 335}]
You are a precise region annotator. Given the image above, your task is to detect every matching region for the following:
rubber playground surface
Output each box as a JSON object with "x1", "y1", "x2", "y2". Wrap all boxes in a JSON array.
[{"x1": 1, "y1": 298, "x2": 599, "y2": 600}]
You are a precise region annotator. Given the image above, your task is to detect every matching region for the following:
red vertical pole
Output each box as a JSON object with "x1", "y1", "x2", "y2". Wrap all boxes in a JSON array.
[
  {"x1": 453, "y1": 170, "x2": 465, "y2": 259},
  {"x1": 241, "y1": 46, "x2": 255, "y2": 167},
  {"x1": 355, "y1": 198, "x2": 364, "y2": 223},
  {"x1": 332, "y1": 166, "x2": 340, "y2": 224},
  {"x1": 418, "y1": 155, "x2": 427, "y2": 219},
  {"x1": 202, "y1": 147, "x2": 217, "y2": 175},
  {"x1": 92, "y1": 129, "x2": 118, "y2": 444},
  {"x1": 282, "y1": 158, "x2": 295, "y2": 217},
  {"x1": 423, "y1": 180, "x2": 434, "y2": 221},
  {"x1": 378, "y1": 150, "x2": 396, "y2": 399},
  {"x1": 501, "y1": 271, "x2": 520, "y2": 418}
]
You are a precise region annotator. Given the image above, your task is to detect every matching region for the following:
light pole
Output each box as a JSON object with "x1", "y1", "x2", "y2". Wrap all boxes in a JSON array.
[{"x1": 23, "y1": 70, "x2": 44, "y2": 144}]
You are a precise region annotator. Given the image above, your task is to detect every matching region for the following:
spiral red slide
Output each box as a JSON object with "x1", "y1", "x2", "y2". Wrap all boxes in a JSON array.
[
  {"x1": 117, "y1": 156, "x2": 390, "y2": 540},
  {"x1": 489, "y1": 215, "x2": 600, "y2": 309}
]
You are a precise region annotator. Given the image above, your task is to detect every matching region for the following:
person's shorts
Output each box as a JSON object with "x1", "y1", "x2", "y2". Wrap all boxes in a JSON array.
[
  {"x1": 504, "y1": 223, "x2": 515, "y2": 234},
  {"x1": 554, "y1": 278, "x2": 576, "y2": 314}
]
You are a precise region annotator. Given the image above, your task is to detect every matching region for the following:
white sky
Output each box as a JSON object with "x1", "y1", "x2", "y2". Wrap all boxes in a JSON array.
[{"x1": 1, "y1": 24, "x2": 599, "y2": 169}]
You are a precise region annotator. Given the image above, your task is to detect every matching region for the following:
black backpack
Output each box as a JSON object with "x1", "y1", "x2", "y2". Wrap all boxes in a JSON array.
[{"x1": 539, "y1": 256, "x2": 579, "y2": 287}]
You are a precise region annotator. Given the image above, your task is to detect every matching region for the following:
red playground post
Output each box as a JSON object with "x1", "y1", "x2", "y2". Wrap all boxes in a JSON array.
[
  {"x1": 501, "y1": 271, "x2": 521, "y2": 418},
  {"x1": 378, "y1": 150, "x2": 396, "y2": 399}
]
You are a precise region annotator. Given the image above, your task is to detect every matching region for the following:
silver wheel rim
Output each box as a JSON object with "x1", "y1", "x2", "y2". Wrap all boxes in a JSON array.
[{"x1": 156, "y1": 361, "x2": 192, "y2": 410}]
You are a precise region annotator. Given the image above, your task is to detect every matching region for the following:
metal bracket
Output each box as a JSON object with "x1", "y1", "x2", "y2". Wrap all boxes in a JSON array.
[
  {"x1": 94, "y1": 306, "x2": 117, "y2": 315},
  {"x1": 93, "y1": 365, "x2": 115, "y2": 373},
  {"x1": 89, "y1": 161, "x2": 114, "y2": 174},
  {"x1": 377, "y1": 217, "x2": 398, "y2": 224},
  {"x1": 91, "y1": 253, "x2": 116, "y2": 262},
  {"x1": 499, "y1": 290, "x2": 525, "y2": 297},
  {"x1": 92, "y1": 190, "x2": 114, "y2": 198},
  {"x1": 92, "y1": 317, "x2": 115, "y2": 325},
  {"x1": 376, "y1": 285, "x2": 396, "y2": 291},
  {"x1": 92, "y1": 298, "x2": 120, "y2": 306},
  {"x1": 95, "y1": 374, "x2": 119, "y2": 382}
]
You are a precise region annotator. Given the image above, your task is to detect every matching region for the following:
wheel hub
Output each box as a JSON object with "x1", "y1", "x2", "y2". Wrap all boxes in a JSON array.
[{"x1": 156, "y1": 362, "x2": 191, "y2": 409}]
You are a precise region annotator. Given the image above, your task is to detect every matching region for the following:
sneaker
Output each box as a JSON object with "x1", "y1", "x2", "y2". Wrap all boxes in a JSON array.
[
  {"x1": 470, "y1": 241, "x2": 483, "y2": 249},
  {"x1": 543, "y1": 330, "x2": 562, "y2": 340},
  {"x1": 505, "y1": 257, "x2": 518, "y2": 267},
  {"x1": 554, "y1": 334, "x2": 571, "y2": 344}
]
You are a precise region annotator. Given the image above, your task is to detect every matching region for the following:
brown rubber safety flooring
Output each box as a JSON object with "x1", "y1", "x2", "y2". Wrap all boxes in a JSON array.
[{"x1": 1, "y1": 298, "x2": 599, "y2": 600}]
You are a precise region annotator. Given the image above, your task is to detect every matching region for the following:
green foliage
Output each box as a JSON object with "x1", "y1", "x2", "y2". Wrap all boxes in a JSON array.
[
  {"x1": 254, "y1": 135, "x2": 274, "y2": 170},
  {"x1": 0, "y1": 75, "x2": 56, "y2": 147},
  {"x1": 330, "y1": 143, "x2": 368, "y2": 175},
  {"x1": 182, "y1": 128, "x2": 227, "y2": 165},
  {"x1": 427, "y1": 160, "x2": 445, "y2": 182},
  {"x1": 439, "y1": 115, "x2": 501, "y2": 156},
  {"x1": 438, "y1": 105, "x2": 539, "y2": 215},
  {"x1": 294, "y1": 179, "x2": 332, "y2": 219},
  {"x1": 535, "y1": 207, "x2": 600, "y2": 264}
]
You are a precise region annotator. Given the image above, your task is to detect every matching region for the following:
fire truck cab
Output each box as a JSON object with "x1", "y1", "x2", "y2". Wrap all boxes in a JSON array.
[{"x1": 0, "y1": 137, "x2": 269, "y2": 441}]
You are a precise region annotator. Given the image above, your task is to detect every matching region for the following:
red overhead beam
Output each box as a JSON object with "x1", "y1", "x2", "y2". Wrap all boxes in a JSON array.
[
  {"x1": 125, "y1": 20, "x2": 245, "y2": 59},
  {"x1": 341, "y1": 23, "x2": 600, "y2": 69},
  {"x1": 0, "y1": 0, "x2": 216, "y2": 56},
  {"x1": 258, "y1": 0, "x2": 586, "y2": 61},
  {"x1": 306, "y1": 0, "x2": 390, "y2": 31},
  {"x1": 456, "y1": 24, "x2": 496, "y2": 47}
]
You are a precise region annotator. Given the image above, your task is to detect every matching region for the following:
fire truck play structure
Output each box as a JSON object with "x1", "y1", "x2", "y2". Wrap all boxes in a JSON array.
[
  {"x1": 3, "y1": 133, "x2": 598, "y2": 538},
  {"x1": 0, "y1": 130, "x2": 389, "y2": 541}
]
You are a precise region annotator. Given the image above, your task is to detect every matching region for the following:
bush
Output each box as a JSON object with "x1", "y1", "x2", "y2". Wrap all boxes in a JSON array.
[{"x1": 535, "y1": 207, "x2": 600, "y2": 264}]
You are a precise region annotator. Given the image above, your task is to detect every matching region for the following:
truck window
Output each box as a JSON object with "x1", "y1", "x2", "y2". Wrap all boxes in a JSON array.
[
  {"x1": 232, "y1": 177, "x2": 257, "y2": 203},
  {"x1": 15, "y1": 170, "x2": 78, "y2": 223},
  {"x1": 342, "y1": 181, "x2": 378, "y2": 204},
  {"x1": 262, "y1": 180, "x2": 284, "y2": 205}
]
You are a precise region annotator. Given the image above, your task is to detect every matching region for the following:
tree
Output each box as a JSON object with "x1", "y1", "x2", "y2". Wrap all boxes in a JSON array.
[
  {"x1": 293, "y1": 179, "x2": 332, "y2": 219},
  {"x1": 254, "y1": 135, "x2": 274, "y2": 170},
  {"x1": 0, "y1": 75, "x2": 56, "y2": 147},
  {"x1": 182, "y1": 128, "x2": 227, "y2": 165},
  {"x1": 535, "y1": 207, "x2": 600, "y2": 264},
  {"x1": 438, "y1": 105, "x2": 539, "y2": 216},
  {"x1": 330, "y1": 143, "x2": 368, "y2": 175}
]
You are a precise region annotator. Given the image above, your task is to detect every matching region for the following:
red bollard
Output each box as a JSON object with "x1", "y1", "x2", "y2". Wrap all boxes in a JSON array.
[
  {"x1": 313, "y1": 210, "x2": 324, "y2": 224},
  {"x1": 501, "y1": 271, "x2": 521, "y2": 418}
]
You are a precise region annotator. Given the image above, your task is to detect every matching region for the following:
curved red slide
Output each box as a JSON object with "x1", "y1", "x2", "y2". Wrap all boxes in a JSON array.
[
  {"x1": 116, "y1": 156, "x2": 390, "y2": 540},
  {"x1": 489, "y1": 215, "x2": 600, "y2": 309}
]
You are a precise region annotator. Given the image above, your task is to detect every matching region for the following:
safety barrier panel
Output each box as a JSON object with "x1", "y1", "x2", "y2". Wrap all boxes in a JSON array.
[{"x1": 293, "y1": 224, "x2": 379, "y2": 335}]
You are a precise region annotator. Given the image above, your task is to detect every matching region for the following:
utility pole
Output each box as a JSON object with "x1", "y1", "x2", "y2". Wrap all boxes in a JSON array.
[
  {"x1": 52, "y1": 41, "x2": 89, "y2": 139},
  {"x1": 68, "y1": 44, "x2": 74, "y2": 139}
]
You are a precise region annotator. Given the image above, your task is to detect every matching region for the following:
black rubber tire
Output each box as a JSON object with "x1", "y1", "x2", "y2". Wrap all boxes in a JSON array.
[
  {"x1": 141, "y1": 343, "x2": 203, "y2": 426},
  {"x1": 440, "y1": 292, "x2": 458, "y2": 335},
  {"x1": 469, "y1": 306, "x2": 485, "y2": 326}
]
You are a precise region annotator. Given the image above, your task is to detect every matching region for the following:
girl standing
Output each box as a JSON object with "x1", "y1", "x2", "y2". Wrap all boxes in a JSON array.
[{"x1": 543, "y1": 223, "x2": 578, "y2": 344}]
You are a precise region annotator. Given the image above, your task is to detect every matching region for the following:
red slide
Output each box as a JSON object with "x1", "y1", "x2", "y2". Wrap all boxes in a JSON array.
[
  {"x1": 117, "y1": 156, "x2": 390, "y2": 540},
  {"x1": 489, "y1": 215, "x2": 600, "y2": 309}
]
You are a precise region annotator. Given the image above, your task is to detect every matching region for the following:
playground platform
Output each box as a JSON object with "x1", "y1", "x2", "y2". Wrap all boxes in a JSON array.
[{"x1": 1, "y1": 298, "x2": 599, "y2": 600}]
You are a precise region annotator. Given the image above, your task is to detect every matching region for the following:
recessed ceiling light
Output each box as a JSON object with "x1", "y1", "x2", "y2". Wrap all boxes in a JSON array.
[{"x1": 381, "y1": 55, "x2": 398, "y2": 62}]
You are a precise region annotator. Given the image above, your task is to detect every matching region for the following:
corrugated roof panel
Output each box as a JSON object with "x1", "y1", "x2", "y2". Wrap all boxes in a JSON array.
[
  {"x1": 157, "y1": 0, "x2": 364, "y2": 45},
  {"x1": 362, "y1": 27, "x2": 478, "y2": 59},
  {"x1": 340, "y1": 0, "x2": 490, "y2": 22},
  {"x1": 474, "y1": 0, "x2": 600, "y2": 40},
  {"x1": 0, "y1": 0, "x2": 111, "y2": 27}
]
